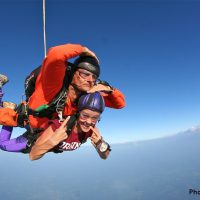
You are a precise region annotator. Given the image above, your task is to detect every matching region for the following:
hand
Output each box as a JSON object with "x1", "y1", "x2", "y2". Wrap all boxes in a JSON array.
[
  {"x1": 89, "y1": 126, "x2": 102, "y2": 145},
  {"x1": 81, "y1": 47, "x2": 99, "y2": 63},
  {"x1": 88, "y1": 83, "x2": 113, "y2": 94},
  {"x1": 50, "y1": 117, "x2": 70, "y2": 146},
  {"x1": 2, "y1": 101, "x2": 17, "y2": 110}
]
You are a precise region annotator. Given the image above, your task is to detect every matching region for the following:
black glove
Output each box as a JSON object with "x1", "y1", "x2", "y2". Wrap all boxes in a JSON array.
[{"x1": 96, "y1": 80, "x2": 114, "y2": 93}]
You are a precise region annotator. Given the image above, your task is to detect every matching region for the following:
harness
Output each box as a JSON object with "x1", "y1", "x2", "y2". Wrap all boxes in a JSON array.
[
  {"x1": 18, "y1": 62, "x2": 75, "y2": 123},
  {"x1": 18, "y1": 62, "x2": 76, "y2": 153},
  {"x1": 27, "y1": 73, "x2": 69, "y2": 120}
]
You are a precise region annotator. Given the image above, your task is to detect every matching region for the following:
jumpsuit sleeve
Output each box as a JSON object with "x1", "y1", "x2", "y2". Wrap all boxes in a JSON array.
[
  {"x1": 102, "y1": 89, "x2": 126, "y2": 109},
  {"x1": 39, "y1": 44, "x2": 85, "y2": 101},
  {"x1": 29, "y1": 44, "x2": 85, "y2": 108}
]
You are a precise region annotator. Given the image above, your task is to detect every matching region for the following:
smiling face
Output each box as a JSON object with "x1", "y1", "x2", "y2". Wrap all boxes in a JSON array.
[
  {"x1": 71, "y1": 69, "x2": 97, "y2": 92},
  {"x1": 77, "y1": 109, "x2": 101, "y2": 132}
]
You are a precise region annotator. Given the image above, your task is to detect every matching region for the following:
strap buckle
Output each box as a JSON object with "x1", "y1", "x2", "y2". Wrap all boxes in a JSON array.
[
  {"x1": 58, "y1": 111, "x2": 63, "y2": 123},
  {"x1": 26, "y1": 141, "x2": 32, "y2": 148}
]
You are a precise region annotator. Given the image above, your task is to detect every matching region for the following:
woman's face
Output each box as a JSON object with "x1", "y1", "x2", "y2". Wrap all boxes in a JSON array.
[{"x1": 77, "y1": 109, "x2": 100, "y2": 132}]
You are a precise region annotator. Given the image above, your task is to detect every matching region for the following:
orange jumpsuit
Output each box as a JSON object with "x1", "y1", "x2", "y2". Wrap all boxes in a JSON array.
[{"x1": 0, "y1": 44, "x2": 125, "y2": 128}]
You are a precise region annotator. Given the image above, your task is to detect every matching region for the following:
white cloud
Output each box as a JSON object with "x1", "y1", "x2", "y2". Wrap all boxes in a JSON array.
[{"x1": 189, "y1": 125, "x2": 200, "y2": 133}]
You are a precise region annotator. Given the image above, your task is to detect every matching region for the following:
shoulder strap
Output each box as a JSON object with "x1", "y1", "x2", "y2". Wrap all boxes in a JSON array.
[
  {"x1": 25, "y1": 65, "x2": 42, "y2": 101},
  {"x1": 28, "y1": 62, "x2": 75, "y2": 118},
  {"x1": 66, "y1": 114, "x2": 78, "y2": 136},
  {"x1": 21, "y1": 128, "x2": 43, "y2": 154}
]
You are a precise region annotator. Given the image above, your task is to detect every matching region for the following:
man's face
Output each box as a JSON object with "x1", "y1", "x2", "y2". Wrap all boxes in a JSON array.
[
  {"x1": 71, "y1": 69, "x2": 97, "y2": 92},
  {"x1": 77, "y1": 109, "x2": 100, "y2": 132}
]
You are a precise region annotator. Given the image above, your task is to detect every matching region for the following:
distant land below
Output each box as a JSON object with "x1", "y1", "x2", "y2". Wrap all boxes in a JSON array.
[{"x1": 0, "y1": 126, "x2": 200, "y2": 200}]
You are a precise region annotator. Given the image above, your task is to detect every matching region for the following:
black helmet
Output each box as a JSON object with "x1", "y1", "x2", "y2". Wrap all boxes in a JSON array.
[
  {"x1": 74, "y1": 56, "x2": 100, "y2": 78},
  {"x1": 78, "y1": 92, "x2": 105, "y2": 113}
]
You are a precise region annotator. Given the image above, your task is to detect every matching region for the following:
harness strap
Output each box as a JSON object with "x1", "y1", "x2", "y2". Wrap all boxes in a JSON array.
[
  {"x1": 21, "y1": 128, "x2": 44, "y2": 154},
  {"x1": 23, "y1": 61, "x2": 75, "y2": 120},
  {"x1": 26, "y1": 63, "x2": 72, "y2": 119},
  {"x1": 66, "y1": 114, "x2": 78, "y2": 136},
  {"x1": 16, "y1": 102, "x2": 29, "y2": 127}
]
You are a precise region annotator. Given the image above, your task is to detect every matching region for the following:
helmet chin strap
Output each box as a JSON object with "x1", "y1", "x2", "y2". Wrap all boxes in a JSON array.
[
  {"x1": 70, "y1": 83, "x2": 86, "y2": 93},
  {"x1": 70, "y1": 82, "x2": 80, "y2": 91},
  {"x1": 69, "y1": 83, "x2": 87, "y2": 106},
  {"x1": 70, "y1": 74, "x2": 86, "y2": 92}
]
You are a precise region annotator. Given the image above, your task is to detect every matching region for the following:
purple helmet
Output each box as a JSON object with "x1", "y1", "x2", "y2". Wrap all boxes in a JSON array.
[{"x1": 78, "y1": 92, "x2": 105, "y2": 113}]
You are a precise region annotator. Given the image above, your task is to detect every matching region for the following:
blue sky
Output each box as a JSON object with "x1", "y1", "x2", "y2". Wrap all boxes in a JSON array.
[{"x1": 0, "y1": 0, "x2": 200, "y2": 143}]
